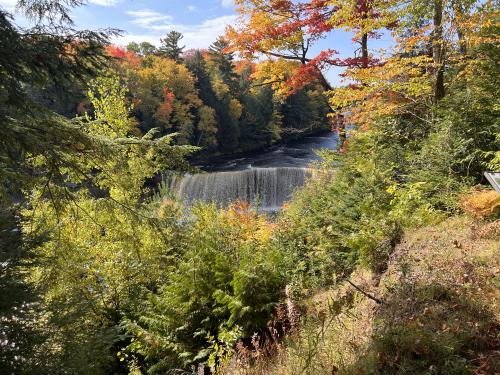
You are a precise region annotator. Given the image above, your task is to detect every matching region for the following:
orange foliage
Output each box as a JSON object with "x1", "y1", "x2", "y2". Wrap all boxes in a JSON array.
[
  {"x1": 234, "y1": 60, "x2": 257, "y2": 74},
  {"x1": 155, "y1": 88, "x2": 176, "y2": 122},
  {"x1": 460, "y1": 189, "x2": 500, "y2": 217},
  {"x1": 221, "y1": 200, "x2": 275, "y2": 243},
  {"x1": 106, "y1": 45, "x2": 141, "y2": 68}
]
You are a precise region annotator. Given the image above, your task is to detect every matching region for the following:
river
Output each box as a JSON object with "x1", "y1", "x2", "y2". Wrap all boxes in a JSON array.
[{"x1": 165, "y1": 132, "x2": 338, "y2": 211}]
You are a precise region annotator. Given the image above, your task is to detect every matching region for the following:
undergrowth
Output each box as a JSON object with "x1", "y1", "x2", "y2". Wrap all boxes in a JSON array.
[{"x1": 226, "y1": 216, "x2": 500, "y2": 375}]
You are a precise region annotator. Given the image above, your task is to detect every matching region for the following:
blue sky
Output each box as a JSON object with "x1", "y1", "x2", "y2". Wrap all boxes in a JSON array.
[{"x1": 0, "y1": 0, "x2": 394, "y2": 85}]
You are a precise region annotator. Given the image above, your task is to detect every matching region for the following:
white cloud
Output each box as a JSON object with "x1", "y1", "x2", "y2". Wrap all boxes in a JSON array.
[
  {"x1": 186, "y1": 5, "x2": 197, "y2": 12},
  {"x1": 123, "y1": 10, "x2": 238, "y2": 49},
  {"x1": 0, "y1": 0, "x2": 18, "y2": 12},
  {"x1": 221, "y1": 0, "x2": 234, "y2": 7},
  {"x1": 88, "y1": 0, "x2": 121, "y2": 6},
  {"x1": 126, "y1": 9, "x2": 173, "y2": 28},
  {"x1": 180, "y1": 15, "x2": 238, "y2": 48}
]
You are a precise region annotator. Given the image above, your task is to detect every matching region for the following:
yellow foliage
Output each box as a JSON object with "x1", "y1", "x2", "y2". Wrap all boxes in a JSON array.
[
  {"x1": 460, "y1": 189, "x2": 500, "y2": 217},
  {"x1": 327, "y1": 0, "x2": 398, "y2": 37},
  {"x1": 228, "y1": 98, "x2": 243, "y2": 121},
  {"x1": 131, "y1": 56, "x2": 201, "y2": 139},
  {"x1": 221, "y1": 201, "x2": 275, "y2": 244},
  {"x1": 198, "y1": 105, "x2": 218, "y2": 148},
  {"x1": 329, "y1": 54, "x2": 433, "y2": 127},
  {"x1": 252, "y1": 59, "x2": 300, "y2": 98}
]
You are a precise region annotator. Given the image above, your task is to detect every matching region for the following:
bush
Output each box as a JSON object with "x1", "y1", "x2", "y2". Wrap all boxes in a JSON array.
[
  {"x1": 125, "y1": 202, "x2": 289, "y2": 372},
  {"x1": 460, "y1": 189, "x2": 500, "y2": 218}
]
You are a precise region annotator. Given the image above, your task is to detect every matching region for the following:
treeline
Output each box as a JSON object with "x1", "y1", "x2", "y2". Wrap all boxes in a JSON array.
[{"x1": 105, "y1": 32, "x2": 330, "y2": 157}]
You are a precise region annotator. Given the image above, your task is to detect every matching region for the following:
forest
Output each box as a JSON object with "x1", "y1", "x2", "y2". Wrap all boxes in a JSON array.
[{"x1": 0, "y1": 0, "x2": 499, "y2": 374}]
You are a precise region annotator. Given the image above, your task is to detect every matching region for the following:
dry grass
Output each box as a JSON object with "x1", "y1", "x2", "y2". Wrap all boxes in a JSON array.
[{"x1": 226, "y1": 216, "x2": 500, "y2": 374}]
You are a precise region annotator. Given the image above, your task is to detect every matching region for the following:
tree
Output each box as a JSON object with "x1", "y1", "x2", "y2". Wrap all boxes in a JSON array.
[
  {"x1": 205, "y1": 38, "x2": 243, "y2": 153},
  {"x1": 197, "y1": 105, "x2": 218, "y2": 149},
  {"x1": 0, "y1": 2, "x2": 113, "y2": 199},
  {"x1": 159, "y1": 30, "x2": 185, "y2": 62},
  {"x1": 123, "y1": 204, "x2": 287, "y2": 371},
  {"x1": 127, "y1": 41, "x2": 157, "y2": 56},
  {"x1": 209, "y1": 37, "x2": 240, "y2": 92},
  {"x1": 0, "y1": 1, "x2": 187, "y2": 372},
  {"x1": 226, "y1": 0, "x2": 335, "y2": 93},
  {"x1": 227, "y1": 0, "x2": 396, "y2": 93},
  {"x1": 185, "y1": 49, "x2": 218, "y2": 109},
  {"x1": 140, "y1": 41, "x2": 157, "y2": 56},
  {"x1": 126, "y1": 41, "x2": 140, "y2": 54},
  {"x1": 128, "y1": 55, "x2": 202, "y2": 143},
  {"x1": 19, "y1": 72, "x2": 192, "y2": 373}
]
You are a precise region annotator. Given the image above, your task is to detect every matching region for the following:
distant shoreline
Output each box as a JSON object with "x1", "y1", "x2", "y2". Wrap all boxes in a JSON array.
[{"x1": 191, "y1": 128, "x2": 336, "y2": 170}]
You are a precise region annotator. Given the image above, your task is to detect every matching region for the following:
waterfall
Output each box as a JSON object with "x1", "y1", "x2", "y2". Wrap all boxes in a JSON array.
[{"x1": 165, "y1": 167, "x2": 310, "y2": 210}]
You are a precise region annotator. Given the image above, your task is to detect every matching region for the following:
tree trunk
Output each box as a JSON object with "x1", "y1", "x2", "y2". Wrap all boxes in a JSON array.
[
  {"x1": 361, "y1": 33, "x2": 369, "y2": 68},
  {"x1": 433, "y1": 0, "x2": 445, "y2": 102}
]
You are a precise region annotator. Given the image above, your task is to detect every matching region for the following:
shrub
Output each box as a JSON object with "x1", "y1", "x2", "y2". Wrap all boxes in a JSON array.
[
  {"x1": 460, "y1": 189, "x2": 500, "y2": 217},
  {"x1": 124, "y1": 202, "x2": 289, "y2": 372}
]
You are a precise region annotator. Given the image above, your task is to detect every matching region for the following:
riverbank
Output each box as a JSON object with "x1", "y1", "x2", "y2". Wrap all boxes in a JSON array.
[{"x1": 189, "y1": 130, "x2": 338, "y2": 172}]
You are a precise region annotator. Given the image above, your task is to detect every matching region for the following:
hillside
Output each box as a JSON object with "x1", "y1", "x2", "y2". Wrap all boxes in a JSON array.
[{"x1": 228, "y1": 216, "x2": 500, "y2": 374}]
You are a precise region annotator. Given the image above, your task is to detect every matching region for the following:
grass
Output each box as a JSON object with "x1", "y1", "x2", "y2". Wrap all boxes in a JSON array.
[{"x1": 225, "y1": 216, "x2": 500, "y2": 375}]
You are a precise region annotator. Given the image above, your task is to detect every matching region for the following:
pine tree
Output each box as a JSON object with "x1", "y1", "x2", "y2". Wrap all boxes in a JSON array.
[
  {"x1": 159, "y1": 30, "x2": 185, "y2": 62},
  {"x1": 0, "y1": 6, "x2": 111, "y2": 199},
  {"x1": 209, "y1": 37, "x2": 239, "y2": 92},
  {"x1": 185, "y1": 50, "x2": 218, "y2": 108}
]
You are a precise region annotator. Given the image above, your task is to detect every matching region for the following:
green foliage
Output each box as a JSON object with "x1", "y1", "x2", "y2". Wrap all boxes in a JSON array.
[
  {"x1": 12, "y1": 69, "x2": 194, "y2": 373},
  {"x1": 280, "y1": 30, "x2": 499, "y2": 280},
  {"x1": 0, "y1": 8, "x2": 111, "y2": 199},
  {"x1": 281, "y1": 124, "x2": 407, "y2": 285},
  {"x1": 124, "y1": 203, "x2": 287, "y2": 371},
  {"x1": 86, "y1": 74, "x2": 136, "y2": 137},
  {"x1": 2, "y1": 1, "x2": 498, "y2": 374},
  {"x1": 282, "y1": 87, "x2": 331, "y2": 138},
  {"x1": 159, "y1": 30, "x2": 185, "y2": 62},
  {"x1": 21, "y1": 193, "x2": 183, "y2": 373},
  {"x1": 127, "y1": 41, "x2": 157, "y2": 56}
]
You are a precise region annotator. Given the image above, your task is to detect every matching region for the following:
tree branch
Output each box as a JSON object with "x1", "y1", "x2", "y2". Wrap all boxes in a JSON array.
[{"x1": 346, "y1": 279, "x2": 384, "y2": 304}]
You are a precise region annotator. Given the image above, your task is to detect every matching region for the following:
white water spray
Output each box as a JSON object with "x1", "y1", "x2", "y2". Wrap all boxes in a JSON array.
[{"x1": 165, "y1": 167, "x2": 310, "y2": 210}]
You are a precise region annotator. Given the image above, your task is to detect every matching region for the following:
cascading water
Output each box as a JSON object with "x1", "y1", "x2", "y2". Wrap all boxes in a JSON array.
[{"x1": 165, "y1": 167, "x2": 311, "y2": 211}]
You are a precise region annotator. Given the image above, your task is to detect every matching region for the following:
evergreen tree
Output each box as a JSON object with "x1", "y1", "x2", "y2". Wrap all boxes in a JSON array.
[
  {"x1": 159, "y1": 30, "x2": 185, "y2": 62},
  {"x1": 185, "y1": 50, "x2": 218, "y2": 108},
  {"x1": 0, "y1": 5, "x2": 111, "y2": 198},
  {"x1": 206, "y1": 37, "x2": 242, "y2": 153},
  {"x1": 209, "y1": 36, "x2": 240, "y2": 93},
  {"x1": 238, "y1": 64, "x2": 276, "y2": 151}
]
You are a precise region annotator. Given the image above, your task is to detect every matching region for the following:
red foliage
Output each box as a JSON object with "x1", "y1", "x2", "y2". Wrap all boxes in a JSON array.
[
  {"x1": 155, "y1": 88, "x2": 175, "y2": 121},
  {"x1": 106, "y1": 45, "x2": 141, "y2": 67},
  {"x1": 107, "y1": 45, "x2": 127, "y2": 58}
]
